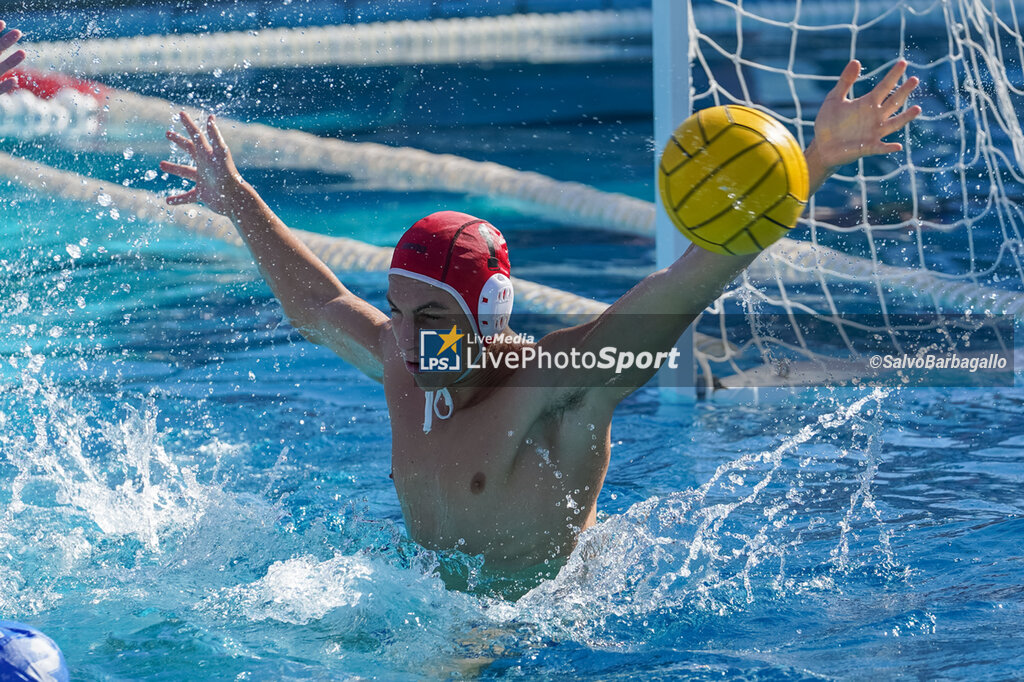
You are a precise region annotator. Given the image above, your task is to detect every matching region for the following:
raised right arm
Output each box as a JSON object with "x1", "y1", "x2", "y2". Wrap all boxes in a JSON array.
[{"x1": 160, "y1": 112, "x2": 388, "y2": 382}]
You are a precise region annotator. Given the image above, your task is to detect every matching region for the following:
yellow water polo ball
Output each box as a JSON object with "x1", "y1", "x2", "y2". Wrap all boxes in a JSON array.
[{"x1": 658, "y1": 104, "x2": 809, "y2": 255}]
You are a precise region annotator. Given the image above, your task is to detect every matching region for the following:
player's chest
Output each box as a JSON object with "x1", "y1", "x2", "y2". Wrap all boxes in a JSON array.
[{"x1": 389, "y1": 394, "x2": 546, "y2": 497}]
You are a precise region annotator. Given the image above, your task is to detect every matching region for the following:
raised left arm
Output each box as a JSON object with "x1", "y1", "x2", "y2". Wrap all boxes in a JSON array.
[{"x1": 535, "y1": 58, "x2": 922, "y2": 399}]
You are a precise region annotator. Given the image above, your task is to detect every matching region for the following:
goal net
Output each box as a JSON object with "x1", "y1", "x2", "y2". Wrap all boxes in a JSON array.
[{"x1": 687, "y1": 0, "x2": 1024, "y2": 394}]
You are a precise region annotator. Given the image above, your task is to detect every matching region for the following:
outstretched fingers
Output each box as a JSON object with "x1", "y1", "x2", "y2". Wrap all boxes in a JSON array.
[
  {"x1": 178, "y1": 111, "x2": 212, "y2": 155},
  {"x1": 0, "y1": 49, "x2": 24, "y2": 75},
  {"x1": 882, "y1": 75, "x2": 920, "y2": 117},
  {"x1": 0, "y1": 27, "x2": 22, "y2": 54},
  {"x1": 869, "y1": 59, "x2": 909, "y2": 105},
  {"x1": 159, "y1": 160, "x2": 197, "y2": 180},
  {"x1": 0, "y1": 25, "x2": 24, "y2": 81},
  {"x1": 872, "y1": 140, "x2": 904, "y2": 156},
  {"x1": 881, "y1": 104, "x2": 922, "y2": 137},
  {"x1": 166, "y1": 188, "x2": 198, "y2": 205},
  {"x1": 166, "y1": 129, "x2": 195, "y2": 156},
  {"x1": 205, "y1": 114, "x2": 229, "y2": 156},
  {"x1": 0, "y1": 25, "x2": 25, "y2": 83},
  {"x1": 828, "y1": 59, "x2": 861, "y2": 102}
]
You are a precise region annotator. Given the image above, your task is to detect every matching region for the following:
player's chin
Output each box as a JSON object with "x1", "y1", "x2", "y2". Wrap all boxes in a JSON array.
[{"x1": 413, "y1": 369, "x2": 464, "y2": 391}]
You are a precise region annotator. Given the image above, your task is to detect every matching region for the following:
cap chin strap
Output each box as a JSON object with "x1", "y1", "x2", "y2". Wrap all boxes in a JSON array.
[
  {"x1": 422, "y1": 387, "x2": 452, "y2": 434},
  {"x1": 421, "y1": 347, "x2": 483, "y2": 434}
]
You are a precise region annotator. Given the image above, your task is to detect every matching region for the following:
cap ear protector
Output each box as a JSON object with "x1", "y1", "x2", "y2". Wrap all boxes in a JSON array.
[
  {"x1": 475, "y1": 223, "x2": 514, "y2": 335},
  {"x1": 478, "y1": 272, "x2": 513, "y2": 334}
]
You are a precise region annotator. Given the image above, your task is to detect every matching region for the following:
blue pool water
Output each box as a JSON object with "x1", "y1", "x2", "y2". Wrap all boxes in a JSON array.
[{"x1": 2, "y1": 34, "x2": 1024, "y2": 682}]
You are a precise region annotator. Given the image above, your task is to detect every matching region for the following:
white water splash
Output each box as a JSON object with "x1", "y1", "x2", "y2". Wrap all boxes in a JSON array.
[
  {"x1": 0, "y1": 327, "x2": 902, "y2": 672},
  {"x1": 2, "y1": 369, "x2": 214, "y2": 554},
  {"x1": 502, "y1": 388, "x2": 898, "y2": 644},
  {"x1": 227, "y1": 554, "x2": 377, "y2": 624}
]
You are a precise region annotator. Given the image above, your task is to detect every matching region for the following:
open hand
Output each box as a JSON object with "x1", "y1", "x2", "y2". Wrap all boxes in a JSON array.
[
  {"x1": 810, "y1": 59, "x2": 922, "y2": 173},
  {"x1": 160, "y1": 112, "x2": 243, "y2": 216},
  {"x1": 0, "y1": 21, "x2": 26, "y2": 95}
]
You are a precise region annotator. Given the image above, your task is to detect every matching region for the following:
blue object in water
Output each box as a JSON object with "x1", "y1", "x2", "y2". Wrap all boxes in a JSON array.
[{"x1": 0, "y1": 622, "x2": 69, "y2": 682}]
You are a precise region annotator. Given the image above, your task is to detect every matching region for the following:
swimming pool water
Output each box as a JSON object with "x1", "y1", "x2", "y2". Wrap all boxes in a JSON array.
[{"x1": 2, "y1": 55, "x2": 1024, "y2": 682}]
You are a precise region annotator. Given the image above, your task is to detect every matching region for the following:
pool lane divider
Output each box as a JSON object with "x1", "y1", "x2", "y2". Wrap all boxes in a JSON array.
[
  {"x1": 0, "y1": 149, "x2": 617, "y2": 320},
  {"x1": 20, "y1": 0, "x2": 960, "y2": 78},
  {"x1": 23, "y1": 9, "x2": 653, "y2": 76},
  {"x1": 8, "y1": 146, "x2": 1015, "y2": 402},
  {"x1": 98, "y1": 93, "x2": 1023, "y2": 319},
  {"x1": 3, "y1": 77, "x2": 1022, "y2": 330},
  {"x1": 0, "y1": 147, "x2": 751, "y2": 386},
  {"x1": 9, "y1": 69, "x2": 657, "y2": 237}
]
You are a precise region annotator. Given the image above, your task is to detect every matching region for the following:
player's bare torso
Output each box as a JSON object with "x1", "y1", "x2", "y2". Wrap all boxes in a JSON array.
[{"x1": 381, "y1": 329, "x2": 613, "y2": 571}]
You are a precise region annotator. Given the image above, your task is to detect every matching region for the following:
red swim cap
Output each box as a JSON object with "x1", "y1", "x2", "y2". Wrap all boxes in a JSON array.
[{"x1": 389, "y1": 211, "x2": 514, "y2": 337}]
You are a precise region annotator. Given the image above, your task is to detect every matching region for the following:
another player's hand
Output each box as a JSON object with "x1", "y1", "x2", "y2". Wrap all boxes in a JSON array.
[
  {"x1": 160, "y1": 112, "x2": 244, "y2": 216},
  {"x1": 0, "y1": 21, "x2": 26, "y2": 95},
  {"x1": 810, "y1": 59, "x2": 922, "y2": 172}
]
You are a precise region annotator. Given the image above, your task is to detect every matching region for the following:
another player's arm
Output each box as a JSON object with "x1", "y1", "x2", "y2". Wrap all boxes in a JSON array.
[
  {"x1": 0, "y1": 21, "x2": 26, "y2": 95},
  {"x1": 160, "y1": 112, "x2": 388, "y2": 382},
  {"x1": 535, "y1": 58, "x2": 922, "y2": 402}
]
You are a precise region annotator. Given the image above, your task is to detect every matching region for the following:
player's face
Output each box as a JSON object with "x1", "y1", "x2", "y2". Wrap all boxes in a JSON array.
[{"x1": 387, "y1": 275, "x2": 475, "y2": 389}]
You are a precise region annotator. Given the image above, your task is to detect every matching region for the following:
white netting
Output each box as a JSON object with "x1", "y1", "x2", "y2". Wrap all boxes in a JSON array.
[{"x1": 688, "y1": 0, "x2": 1024, "y2": 390}]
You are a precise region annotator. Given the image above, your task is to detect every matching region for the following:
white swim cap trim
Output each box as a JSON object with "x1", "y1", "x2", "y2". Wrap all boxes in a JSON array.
[{"x1": 389, "y1": 268, "x2": 480, "y2": 337}]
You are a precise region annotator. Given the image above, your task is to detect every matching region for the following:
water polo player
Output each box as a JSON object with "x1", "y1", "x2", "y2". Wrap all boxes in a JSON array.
[{"x1": 159, "y1": 58, "x2": 920, "y2": 575}]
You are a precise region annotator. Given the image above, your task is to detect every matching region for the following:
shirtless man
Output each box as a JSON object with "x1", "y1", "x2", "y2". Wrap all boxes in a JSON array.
[{"x1": 160, "y1": 59, "x2": 920, "y2": 584}]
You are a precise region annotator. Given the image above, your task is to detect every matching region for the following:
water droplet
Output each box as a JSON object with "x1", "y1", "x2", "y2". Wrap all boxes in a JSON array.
[
  {"x1": 65, "y1": 244, "x2": 81, "y2": 259},
  {"x1": 144, "y1": 170, "x2": 157, "y2": 181},
  {"x1": 123, "y1": 147, "x2": 134, "y2": 159},
  {"x1": 97, "y1": 193, "x2": 112, "y2": 207}
]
